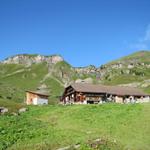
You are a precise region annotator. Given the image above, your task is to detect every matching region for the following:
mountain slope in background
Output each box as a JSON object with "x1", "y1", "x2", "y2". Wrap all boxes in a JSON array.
[
  {"x1": 101, "y1": 51, "x2": 150, "y2": 92},
  {"x1": 0, "y1": 50, "x2": 150, "y2": 104}
]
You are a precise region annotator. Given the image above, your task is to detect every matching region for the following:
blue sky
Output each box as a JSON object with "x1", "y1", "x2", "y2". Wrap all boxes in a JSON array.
[{"x1": 0, "y1": 0, "x2": 150, "y2": 67}]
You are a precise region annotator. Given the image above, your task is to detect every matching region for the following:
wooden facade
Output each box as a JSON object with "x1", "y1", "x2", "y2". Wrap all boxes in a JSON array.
[
  {"x1": 26, "y1": 91, "x2": 49, "y2": 105},
  {"x1": 62, "y1": 86, "x2": 108, "y2": 104},
  {"x1": 61, "y1": 83, "x2": 150, "y2": 104}
]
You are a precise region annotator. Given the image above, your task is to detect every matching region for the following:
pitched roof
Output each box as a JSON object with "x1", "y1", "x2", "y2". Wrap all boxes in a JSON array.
[
  {"x1": 26, "y1": 90, "x2": 49, "y2": 96},
  {"x1": 70, "y1": 83, "x2": 148, "y2": 96}
]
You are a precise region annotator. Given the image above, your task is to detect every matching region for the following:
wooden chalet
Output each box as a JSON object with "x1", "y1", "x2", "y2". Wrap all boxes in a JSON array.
[{"x1": 61, "y1": 83, "x2": 150, "y2": 104}]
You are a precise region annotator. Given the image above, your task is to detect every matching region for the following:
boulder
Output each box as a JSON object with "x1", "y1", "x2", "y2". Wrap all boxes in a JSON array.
[
  {"x1": 84, "y1": 78, "x2": 93, "y2": 83},
  {"x1": 0, "y1": 107, "x2": 8, "y2": 114},
  {"x1": 19, "y1": 108, "x2": 28, "y2": 113},
  {"x1": 11, "y1": 112, "x2": 18, "y2": 116},
  {"x1": 75, "y1": 79, "x2": 83, "y2": 83}
]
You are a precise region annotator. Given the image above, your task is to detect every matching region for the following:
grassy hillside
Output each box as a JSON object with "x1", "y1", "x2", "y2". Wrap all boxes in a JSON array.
[
  {"x1": 51, "y1": 61, "x2": 74, "y2": 83},
  {"x1": 0, "y1": 62, "x2": 64, "y2": 103},
  {"x1": 101, "y1": 51, "x2": 150, "y2": 92},
  {"x1": 0, "y1": 63, "x2": 47, "y2": 102},
  {"x1": 103, "y1": 68, "x2": 150, "y2": 85},
  {"x1": 0, "y1": 99, "x2": 25, "y2": 113},
  {"x1": 120, "y1": 50, "x2": 150, "y2": 63},
  {"x1": 0, "y1": 104, "x2": 150, "y2": 150},
  {"x1": 107, "y1": 50, "x2": 150, "y2": 65}
]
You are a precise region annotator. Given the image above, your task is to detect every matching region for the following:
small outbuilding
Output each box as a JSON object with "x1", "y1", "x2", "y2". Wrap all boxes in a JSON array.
[{"x1": 26, "y1": 90, "x2": 49, "y2": 105}]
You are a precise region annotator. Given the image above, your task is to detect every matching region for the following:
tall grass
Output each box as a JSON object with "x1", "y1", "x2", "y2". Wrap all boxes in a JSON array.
[{"x1": 0, "y1": 103, "x2": 150, "y2": 150}]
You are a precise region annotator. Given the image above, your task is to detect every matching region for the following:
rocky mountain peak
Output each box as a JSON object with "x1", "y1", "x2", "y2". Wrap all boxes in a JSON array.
[{"x1": 2, "y1": 54, "x2": 64, "y2": 66}]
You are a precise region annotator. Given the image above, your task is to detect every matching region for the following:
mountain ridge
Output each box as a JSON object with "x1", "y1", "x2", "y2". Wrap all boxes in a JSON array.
[
  {"x1": 1, "y1": 50, "x2": 150, "y2": 67},
  {"x1": 1, "y1": 54, "x2": 64, "y2": 66}
]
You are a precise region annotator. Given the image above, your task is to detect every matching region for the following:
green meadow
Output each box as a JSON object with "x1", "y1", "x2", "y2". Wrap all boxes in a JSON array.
[{"x1": 0, "y1": 103, "x2": 150, "y2": 150}]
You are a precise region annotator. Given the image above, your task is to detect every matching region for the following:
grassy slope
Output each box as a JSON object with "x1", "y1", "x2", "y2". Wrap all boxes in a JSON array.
[
  {"x1": 0, "y1": 99, "x2": 25, "y2": 113},
  {"x1": 144, "y1": 86, "x2": 150, "y2": 93},
  {"x1": 43, "y1": 77, "x2": 64, "y2": 104},
  {"x1": 52, "y1": 60, "x2": 75, "y2": 82},
  {"x1": 102, "y1": 51, "x2": 150, "y2": 92},
  {"x1": 121, "y1": 50, "x2": 150, "y2": 63},
  {"x1": 0, "y1": 104, "x2": 150, "y2": 150},
  {"x1": 0, "y1": 63, "x2": 64, "y2": 103},
  {"x1": 107, "y1": 50, "x2": 150, "y2": 65}
]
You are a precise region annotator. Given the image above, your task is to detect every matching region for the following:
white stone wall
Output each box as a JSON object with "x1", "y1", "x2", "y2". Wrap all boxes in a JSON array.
[
  {"x1": 33, "y1": 98, "x2": 48, "y2": 105},
  {"x1": 115, "y1": 96, "x2": 123, "y2": 103}
]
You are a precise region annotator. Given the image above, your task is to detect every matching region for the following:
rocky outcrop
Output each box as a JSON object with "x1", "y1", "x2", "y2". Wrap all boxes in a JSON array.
[
  {"x1": 75, "y1": 77, "x2": 93, "y2": 84},
  {"x1": 118, "y1": 82, "x2": 141, "y2": 88},
  {"x1": 0, "y1": 107, "x2": 8, "y2": 114},
  {"x1": 2, "y1": 54, "x2": 63, "y2": 66},
  {"x1": 18, "y1": 108, "x2": 28, "y2": 113},
  {"x1": 74, "y1": 65, "x2": 97, "y2": 74}
]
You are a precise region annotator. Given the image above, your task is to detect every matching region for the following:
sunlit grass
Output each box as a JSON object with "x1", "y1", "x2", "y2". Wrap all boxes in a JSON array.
[{"x1": 0, "y1": 103, "x2": 150, "y2": 150}]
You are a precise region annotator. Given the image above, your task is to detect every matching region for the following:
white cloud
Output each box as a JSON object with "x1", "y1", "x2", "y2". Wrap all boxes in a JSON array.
[{"x1": 129, "y1": 24, "x2": 150, "y2": 50}]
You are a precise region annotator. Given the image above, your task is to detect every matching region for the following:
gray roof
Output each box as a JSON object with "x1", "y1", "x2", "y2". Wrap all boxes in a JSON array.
[
  {"x1": 26, "y1": 90, "x2": 49, "y2": 96},
  {"x1": 69, "y1": 83, "x2": 148, "y2": 96}
]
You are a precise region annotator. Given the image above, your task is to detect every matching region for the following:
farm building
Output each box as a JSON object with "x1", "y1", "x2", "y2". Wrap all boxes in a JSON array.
[
  {"x1": 26, "y1": 90, "x2": 49, "y2": 105},
  {"x1": 61, "y1": 83, "x2": 150, "y2": 104}
]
